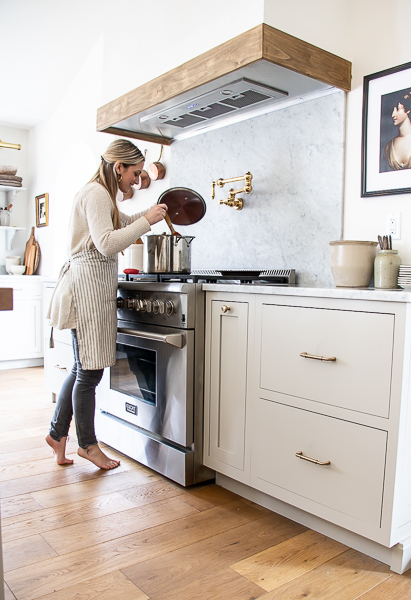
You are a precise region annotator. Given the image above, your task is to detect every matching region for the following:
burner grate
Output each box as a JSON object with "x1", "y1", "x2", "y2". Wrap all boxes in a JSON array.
[{"x1": 120, "y1": 269, "x2": 295, "y2": 285}]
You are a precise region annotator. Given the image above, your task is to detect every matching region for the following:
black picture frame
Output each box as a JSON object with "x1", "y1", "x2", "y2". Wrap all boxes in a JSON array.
[{"x1": 361, "y1": 61, "x2": 411, "y2": 197}]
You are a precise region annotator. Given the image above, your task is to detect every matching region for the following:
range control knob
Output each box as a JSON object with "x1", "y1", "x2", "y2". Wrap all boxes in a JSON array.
[
  {"x1": 165, "y1": 301, "x2": 174, "y2": 316},
  {"x1": 126, "y1": 298, "x2": 136, "y2": 310},
  {"x1": 139, "y1": 299, "x2": 147, "y2": 313},
  {"x1": 152, "y1": 300, "x2": 160, "y2": 314},
  {"x1": 158, "y1": 301, "x2": 165, "y2": 315},
  {"x1": 146, "y1": 300, "x2": 152, "y2": 313},
  {"x1": 117, "y1": 297, "x2": 125, "y2": 309}
]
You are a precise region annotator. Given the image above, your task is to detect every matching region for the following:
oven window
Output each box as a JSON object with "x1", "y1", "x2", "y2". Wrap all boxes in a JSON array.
[{"x1": 110, "y1": 344, "x2": 157, "y2": 405}]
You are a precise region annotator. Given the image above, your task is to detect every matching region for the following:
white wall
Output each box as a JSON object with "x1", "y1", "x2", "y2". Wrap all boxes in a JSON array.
[
  {"x1": 21, "y1": 0, "x2": 264, "y2": 276},
  {"x1": 264, "y1": 0, "x2": 411, "y2": 262},
  {"x1": 5, "y1": 0, "x2": 411, "y2": 275}
]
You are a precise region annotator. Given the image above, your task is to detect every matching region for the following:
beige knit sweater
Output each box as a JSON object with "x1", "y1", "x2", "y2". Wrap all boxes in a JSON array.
[{"x1": 48, "y1": 182, "x2": 151, "y2": 330}]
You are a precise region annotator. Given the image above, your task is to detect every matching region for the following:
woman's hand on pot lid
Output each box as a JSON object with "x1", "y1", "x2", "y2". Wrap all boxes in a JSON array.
[{"x1": 145, "y1": 203, "x2": 168, "y2": 225}]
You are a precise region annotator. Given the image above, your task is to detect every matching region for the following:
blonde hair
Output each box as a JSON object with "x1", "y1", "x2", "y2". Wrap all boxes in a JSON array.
[{"x1": 90, "y1": 139, "x2": 145, "y2": 229}]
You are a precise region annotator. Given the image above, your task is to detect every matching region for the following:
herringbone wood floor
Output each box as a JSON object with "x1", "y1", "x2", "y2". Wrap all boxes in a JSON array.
[{"x1": 1, "y1": 367, "x2": 411, "y2": 599}]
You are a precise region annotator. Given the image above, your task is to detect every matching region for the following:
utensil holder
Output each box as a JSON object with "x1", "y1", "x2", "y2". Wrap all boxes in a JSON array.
[{"x1": 374, "y1": 250, "x2": 401, "y2": 289}]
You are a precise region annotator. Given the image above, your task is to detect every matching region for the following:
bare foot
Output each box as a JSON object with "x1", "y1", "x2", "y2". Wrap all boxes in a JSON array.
[
  {"x1": 45, "y1": 434, "x2": 74, "y2": 465},
  {"x1": 77, "y1": 444, "x2": 120, "y2": 470}
]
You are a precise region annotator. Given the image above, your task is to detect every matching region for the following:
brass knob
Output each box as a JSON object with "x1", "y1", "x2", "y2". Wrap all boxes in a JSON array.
[{"x1": 221, "y1": 305, "x2": 230, "y2": 313}]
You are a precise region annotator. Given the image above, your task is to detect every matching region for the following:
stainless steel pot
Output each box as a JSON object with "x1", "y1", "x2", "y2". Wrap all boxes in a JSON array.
[
  {"x1": 143, "y1": 234, "x2": 195, "y2": 273},
  {"x1": 169, "y1": 235, "x2": 194, "y2": 273},
  {"x1": 143, "y1": 235, "x2": 170, "y2": 273}
]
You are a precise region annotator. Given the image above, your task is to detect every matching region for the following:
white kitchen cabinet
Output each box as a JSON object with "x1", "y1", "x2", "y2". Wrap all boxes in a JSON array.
[
  {"x1": 0, "y1": 276, "x2": 43, "y2": 369},
  {"x1": 43, "y1": 281, "x2": 73, "y2": 402},
  {"x1": 203, "y1": 293, "x2": 253, "y2": 480},
  {"x1": 204, "y1": 287, "x2": 411, "y2": 573}
]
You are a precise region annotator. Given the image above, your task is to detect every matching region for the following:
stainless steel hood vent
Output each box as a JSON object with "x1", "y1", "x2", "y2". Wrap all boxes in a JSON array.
[
  {"x1": 141, "y1": 78, "x2": 288, "y2": 131},
  {"x1": 97, "y1": 24, "x2": 351, "y2": 145}
]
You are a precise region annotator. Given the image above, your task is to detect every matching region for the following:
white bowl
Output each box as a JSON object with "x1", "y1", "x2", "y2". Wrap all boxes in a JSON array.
[
  {"x1": 9, "y1": 265, "x2": 26, "y2": 275},
  {"x1": 5, "y1": 256, "x2": 20, "y2": 274}
]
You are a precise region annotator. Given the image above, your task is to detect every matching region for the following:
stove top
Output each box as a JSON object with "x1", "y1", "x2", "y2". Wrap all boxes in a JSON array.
[{"x1": 119, "y1": 269, "x2": 295, "y2": 285}]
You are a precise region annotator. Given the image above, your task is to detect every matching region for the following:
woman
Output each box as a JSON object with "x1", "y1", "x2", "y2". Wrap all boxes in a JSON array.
[
  {"x1": 383, "y1": 93, "x2": 411, "y2": 170},
  {"x1": 46, "y1": 139, "x2": 168, "y2": 469}
]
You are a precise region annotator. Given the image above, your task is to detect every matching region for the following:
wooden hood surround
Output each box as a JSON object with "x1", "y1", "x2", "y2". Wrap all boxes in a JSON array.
[{"x1": 96, "y1": 23, "x2": 351, "y2": 146}]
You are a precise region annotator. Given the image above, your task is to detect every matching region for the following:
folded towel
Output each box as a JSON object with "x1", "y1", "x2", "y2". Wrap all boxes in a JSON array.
[
  {"x1": 0, "y1": 181, "x2": 22, "y2": 187},
  {"x1": 0, "y1": 174, "x2": 22, "y2": 182},
  {"x1": 0, "y1": 165, "x2": 17, "y2": 176}
]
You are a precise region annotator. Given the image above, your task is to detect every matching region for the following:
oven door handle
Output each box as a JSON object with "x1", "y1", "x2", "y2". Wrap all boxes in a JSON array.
[{"x1": 117, "y1": 328, "x2": 184, "y2": 348}]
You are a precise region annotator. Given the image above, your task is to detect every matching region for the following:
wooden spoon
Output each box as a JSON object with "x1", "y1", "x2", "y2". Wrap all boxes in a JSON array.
[{"x1": 164, "y1": 211, "x2": 180, "y2": 236}]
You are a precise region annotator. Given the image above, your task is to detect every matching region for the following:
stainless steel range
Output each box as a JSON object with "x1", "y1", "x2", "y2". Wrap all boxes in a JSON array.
[
  {"x1": 95, "y1": 279, "x2": 213, "y2": 486},
  {"x1": 95, "y1": 269, "x2": 295, "y2": 486}
]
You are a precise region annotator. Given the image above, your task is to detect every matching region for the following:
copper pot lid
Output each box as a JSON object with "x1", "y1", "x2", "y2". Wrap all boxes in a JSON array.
[{"x1": 157, "y1": 187, "x2": 206, "y2": 226}]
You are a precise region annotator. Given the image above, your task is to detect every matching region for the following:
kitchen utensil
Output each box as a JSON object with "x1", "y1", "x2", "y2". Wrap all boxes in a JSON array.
[
  {"x1": 329, "y1": 241, "x2": 378, "y2": 287},
  {"x1": 148, "y1": 146, "x2": 166, "y2": 181},
  {"x1": 0, "y1": 209, "x2": 10, "y2": 226},
  {"x1": 5, "y1": 256, "x2": 20, "y2": 274},
  {"x1": 169, "y1": 235, "x2": 194, "y2": 273},
  {"x1": 32, "y1": 240, "x2": 40, "y2": 274},
  {"x1": 10, "y1": 265, "x2": 26, "y2": 275},
  {"x1": 157, "y1": 187, "x2": 206, "y2": 226},
  {"x1": 123, "y1": 268, "x2": 139, "y2": 275},
  {"x1": 164, "y1": 211, "x2": 180, "y2": 236},
  {"x1": 24, "y1": 227, "x2": 36, "y2": 267},
  {"x1": 124, "y1": 243, "x2": 144, "y2": 271},
  {"x1": 143, "y1": 234, "x2": 171, "y2": 273},
  {"x1": 143, "y1": 233, "x2": 195, "y2": 273},
  {"x1": 134, "y1": 170, "x2": 151, "y2": 190}
]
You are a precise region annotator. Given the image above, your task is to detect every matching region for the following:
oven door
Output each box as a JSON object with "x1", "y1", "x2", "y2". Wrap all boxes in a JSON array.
[{"x1": 97, "y1": 320, "x2": 194, "y2": 448}]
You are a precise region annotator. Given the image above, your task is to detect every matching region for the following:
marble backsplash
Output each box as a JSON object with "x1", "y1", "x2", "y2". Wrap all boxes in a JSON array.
[{"x1": 169, "y1": 91, "x2": 345, "y2": 286}]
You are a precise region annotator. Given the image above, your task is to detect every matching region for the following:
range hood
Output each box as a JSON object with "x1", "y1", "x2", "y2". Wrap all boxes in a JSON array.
[{"x1": 97, "y1": 24, "x2": 351, "y2": 145}]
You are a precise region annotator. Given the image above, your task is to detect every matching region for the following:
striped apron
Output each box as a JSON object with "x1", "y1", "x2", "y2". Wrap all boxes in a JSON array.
[{"x1": 70, "y1": 249, "x2": 118, "y2": 370}]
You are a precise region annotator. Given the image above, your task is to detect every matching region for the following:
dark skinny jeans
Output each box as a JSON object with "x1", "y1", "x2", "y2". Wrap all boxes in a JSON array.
[{"x1": 49, "y1": 330, "x2": 103, "y2": 449}]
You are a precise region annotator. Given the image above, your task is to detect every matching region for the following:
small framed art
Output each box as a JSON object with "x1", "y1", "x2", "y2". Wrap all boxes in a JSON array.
[
  {"x1": 361, "y1": 61, "x2": 411, "y2": 197},
  {"x1": 35, "y1": 193, "x2": 49, "y2": 227}
]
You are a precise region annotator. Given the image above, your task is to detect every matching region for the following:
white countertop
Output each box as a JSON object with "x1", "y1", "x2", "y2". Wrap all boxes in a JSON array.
[{"x1": 201, "y1": 283, "x2": 411, "y2": 303}]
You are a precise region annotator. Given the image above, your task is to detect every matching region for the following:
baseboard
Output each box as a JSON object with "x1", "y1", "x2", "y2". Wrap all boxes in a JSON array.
[
  {"x1": 0, "y1": 358, "x2": 44, "y2": 370},
  {"x1": 216, "y1": 473, "x2": 411, "y2": 574}
]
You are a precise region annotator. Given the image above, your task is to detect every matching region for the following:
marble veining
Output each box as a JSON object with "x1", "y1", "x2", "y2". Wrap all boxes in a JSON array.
[{"x1": 170, "y1": 91, "x2": 345, "y2": 286}]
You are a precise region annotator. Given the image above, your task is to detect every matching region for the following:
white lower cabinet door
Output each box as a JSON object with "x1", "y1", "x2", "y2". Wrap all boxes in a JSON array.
[
  {"x1": 45, "y1": 341, "x2": 74, "y2": 397},
  {"x1": 0, "y1": 298, "x2": 42, "y2": 360},
  {"x1": 208, "y1": 300, "x2": 249, "y2": 470},
  {"x1": 250, "y1": 398, "x2": 387, "y2": 527}
]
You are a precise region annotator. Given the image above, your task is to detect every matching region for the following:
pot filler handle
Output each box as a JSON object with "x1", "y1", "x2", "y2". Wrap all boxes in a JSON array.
[{"x1": 117, "y1": 328, "x2": 183, "y2": 348}]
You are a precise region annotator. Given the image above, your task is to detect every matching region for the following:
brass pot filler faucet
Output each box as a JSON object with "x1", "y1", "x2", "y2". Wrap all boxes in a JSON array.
[{"x1": 211, "y1": 172, "x2": 253, "y2": 210}]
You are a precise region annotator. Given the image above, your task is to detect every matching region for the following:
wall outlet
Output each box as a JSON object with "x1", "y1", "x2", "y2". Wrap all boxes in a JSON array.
[{"x1": 387, "y1": 213, "x2": 401, "y2": 240}]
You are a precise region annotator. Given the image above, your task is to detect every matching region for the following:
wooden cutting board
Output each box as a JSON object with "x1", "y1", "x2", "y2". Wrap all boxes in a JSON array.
[
  {"x1": 32, "y1": 241, "x2": 40, "y2": 274},
  {"x1": 24, "y1": 227, "x2": 35, "y2": 268}
]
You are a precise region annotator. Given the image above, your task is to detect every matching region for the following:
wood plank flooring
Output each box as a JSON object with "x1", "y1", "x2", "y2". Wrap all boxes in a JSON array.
[{"x1": 1, "y1": 367, "x2": 411, "y2": 600}]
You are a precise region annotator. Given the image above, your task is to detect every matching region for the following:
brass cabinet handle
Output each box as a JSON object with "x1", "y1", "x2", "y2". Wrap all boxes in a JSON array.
[
  {"x1": 221, "y1": 305, "x2": 231, "y2": 313},
  {"x1": 54, "y1": 364, "x2": 68, "y2": 370},
  {"x1": 295, "y1": 450, "x2": 331, "y2": 466},
  {"x1": 300, "y1": 352, "x2": 336, "y2": 362}
]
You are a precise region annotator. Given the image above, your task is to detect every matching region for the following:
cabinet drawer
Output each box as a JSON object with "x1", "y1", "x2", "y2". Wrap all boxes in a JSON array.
[
  {"x1": 52, "y1": 327, "x2": 73, "y2": 346},
  {"x1": 260, "y1": 304, "x2": 394, "y2": 417},
  {"x1": 4, "y1": 281, "x2": 42, "y2": 298},
  {"x1": 251, "y1": 399, "x2": 387, "y2": 527}
]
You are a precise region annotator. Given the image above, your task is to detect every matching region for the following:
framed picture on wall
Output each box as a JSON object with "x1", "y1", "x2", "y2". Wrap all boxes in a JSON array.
[
  {"x1": 35, "y1": 193, "x2": 49, "y2": 227},
  {"x1": 361, "y1": 61, "x2": 411, "y2": 197}
]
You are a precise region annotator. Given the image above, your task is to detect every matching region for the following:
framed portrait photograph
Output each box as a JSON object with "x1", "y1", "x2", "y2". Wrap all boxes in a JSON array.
[
  {"x1": 35, "y1": 193, "x2": 49, "y2": 227},
  {"x1": 361, "y1": 61, "x2": 411, "y2": 197}
]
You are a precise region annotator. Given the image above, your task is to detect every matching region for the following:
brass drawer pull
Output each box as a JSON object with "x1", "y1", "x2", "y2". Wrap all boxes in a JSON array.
[
  {"x1": 295, "y1": 450, "x2": 330, "y2": 466},
  {"x1": 54, "y1": 364, "x2": 68, "y2": 370},
  {"x1": 221, "y1": 305, "x2": 231, "y2": 313},
  {"x1": 300, "y1": 352, "x2": 336, "y2": 362}
]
